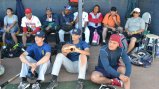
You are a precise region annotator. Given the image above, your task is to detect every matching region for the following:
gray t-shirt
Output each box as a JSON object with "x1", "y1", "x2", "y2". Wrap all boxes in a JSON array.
[
  {"x1": 125, "y1": 17, "x2": 145, "y2": 32},
  {"x1": 4, "y1": 15, "x2": 18, "y2": 26}
]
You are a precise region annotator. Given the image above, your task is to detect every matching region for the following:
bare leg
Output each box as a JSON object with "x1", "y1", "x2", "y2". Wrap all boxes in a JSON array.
[
  {"x1": 91, "y1": 71, "x2": 112, "y2": 85},
  {"x1": 22, "y1": 33, "x2": 27, "y2": 47},
  {"x1": 2, "y1": 33, "x2": 6, "y2": 45},
  {"x1": 102, "y1": 27, "x2": 108, "y2": 42},
  {"x1": 11, "y1": 33, "x2": 18, "y2": 44},
  {"x1": 127, "y1": 37, "x2": 137, "y2": 53},
  {"x1": 117, "y1": 66, "x2": 131, "y2": 89}
]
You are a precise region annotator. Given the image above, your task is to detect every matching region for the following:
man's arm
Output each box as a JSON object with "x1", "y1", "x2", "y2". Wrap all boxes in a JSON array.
[
  {"x1": 100, "y1": 48, "x2": 120, "y2": 77},
  {"x1": 75, "y1": 48, "x2": 90, "y2": 56},
  {"x1": 36, "y1": 52, "x2": 51, "y2": 66},
  {"x1": 121, "y1": 50, "x2": 132, "y2": 77},
  {"x1": 19, "y1": 52, "x2": 31, "y2": 66}
]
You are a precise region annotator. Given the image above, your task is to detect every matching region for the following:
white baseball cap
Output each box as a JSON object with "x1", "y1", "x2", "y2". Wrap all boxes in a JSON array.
[{"x1": 131, "y1": 8, "x2": 140, "y2": 14}]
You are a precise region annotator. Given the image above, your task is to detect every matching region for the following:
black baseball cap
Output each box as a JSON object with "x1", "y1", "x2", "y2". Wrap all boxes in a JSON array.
[{"x1": 111, "y1": 7, "x2": 117, "y2": 11}]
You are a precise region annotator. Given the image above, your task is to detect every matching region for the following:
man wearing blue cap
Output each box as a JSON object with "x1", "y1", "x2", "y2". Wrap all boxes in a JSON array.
[
  {"x1": 18, "y1": 31, "x2": 51, "y2": 89},
  {"x1": 58, "y1": 5, "x2": 74, "y2": 43},
  {"x1": 47, "y1": 29, "x2": 90, "y2": 89}
]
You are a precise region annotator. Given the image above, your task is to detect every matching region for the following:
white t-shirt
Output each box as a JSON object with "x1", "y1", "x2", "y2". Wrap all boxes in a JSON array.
[
  {"x1": 21, "y1": 15, "x2": 41, "y2": 31},
  {"x1": 74, "y1": 11, "x2": 88, "y2": 28}
]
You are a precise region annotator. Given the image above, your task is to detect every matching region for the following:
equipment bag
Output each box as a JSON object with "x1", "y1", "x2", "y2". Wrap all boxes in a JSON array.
[{"x1": 129, "y1": 49, "x2": 153, "y2": 68}]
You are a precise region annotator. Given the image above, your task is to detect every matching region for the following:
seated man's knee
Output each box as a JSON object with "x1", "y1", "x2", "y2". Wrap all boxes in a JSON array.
[
  {"x1": 103, "y1": 27, "x2": 108, "y2": 32},
  {"x1": 58, "y1": 29, "x2": 64, "y2": 34},
  {"x1": 130, "y1": 37, "x2": 137, "y2": 43},
  {"x1": 91, "y1": 71, "x2": 101, "y2": 82},
  {"x1": 117, "y1": 66, "x2": 125, "y2": 74},
  {"x1": 56, "y1": 53, "x2": 64, "y2": 57},
  {"x1": 79, "y1": 54, "x2": 87, "y2": 64}
]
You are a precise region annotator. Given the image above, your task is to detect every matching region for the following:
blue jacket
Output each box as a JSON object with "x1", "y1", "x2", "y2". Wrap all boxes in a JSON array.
[
  {"x1": 97, "y1": 45, "x2": 131, "y2": 77},
  {"x1": 41, "y1": 13, "x2": 60, "y2": 27}
]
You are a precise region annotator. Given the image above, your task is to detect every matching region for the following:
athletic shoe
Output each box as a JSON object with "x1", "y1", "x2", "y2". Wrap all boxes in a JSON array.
[
  {"x1": 18, "y1": 81, "x2": 30, "y2": 89},
  {"x1": 46, "y1": 79, "x2": 58, "y2": 89},
  {"x1": 76, "y1": 80, "x2": 84, "y2": 89},
  {"x1": 111, "y1": 78, "x2": 123, "y2": 87},
  {"x1": 99, "y1": 84, "x2": 116, "y2": 89},
  {"x1": 32, "y1": 82, "x2": 40, "y2": 89}
]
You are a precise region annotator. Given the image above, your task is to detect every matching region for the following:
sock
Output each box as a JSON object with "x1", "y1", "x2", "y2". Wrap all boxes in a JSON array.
[
  {"x1": 78, "y1": 79, "x2": 84, "y2": 82},
  {"x1": 22, "y1": 77, "x2": 27, "y2": 82},
  {"x1": 36, "y1": 80, "x2": 41, "y2": 83},
  {"x1": 52, "y1": 75, "x2": 57, "y2": 81}
]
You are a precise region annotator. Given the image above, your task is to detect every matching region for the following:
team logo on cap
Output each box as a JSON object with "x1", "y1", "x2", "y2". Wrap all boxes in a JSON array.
[{"x1": 37, "y1": 32, "x2": 40, "y2": 35}]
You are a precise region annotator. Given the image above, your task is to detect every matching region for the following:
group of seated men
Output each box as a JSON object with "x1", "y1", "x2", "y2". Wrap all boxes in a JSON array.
[{"x1": 0, "y1": 4, "x2": 146, "y2": 89}]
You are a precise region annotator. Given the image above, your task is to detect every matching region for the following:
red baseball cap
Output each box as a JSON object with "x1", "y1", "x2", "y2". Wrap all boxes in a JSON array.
[
  {"x1": 109, "y1": 34, "x2": 122, "y2": 47},
  {"x1": 25, "y1": 8, "x2": 32, "y2": 14}
]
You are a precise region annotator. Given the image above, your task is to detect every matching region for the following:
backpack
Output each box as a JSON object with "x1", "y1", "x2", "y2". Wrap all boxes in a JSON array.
[
  {"x1": 92, "y1": 30, "x2": 100, "y2": 46},
  {"x1": 129, "y1": 49, "x2": 153, "y2": 68},
  {"x1": 1, "y1": 43, "x2": 23, "y2": 59},
  {"x1": 119, "y1": 33, "x2": 128, "y2": 52},
  {"x1": 1, "y1": 33, "x2": 23, "y2": 59}
]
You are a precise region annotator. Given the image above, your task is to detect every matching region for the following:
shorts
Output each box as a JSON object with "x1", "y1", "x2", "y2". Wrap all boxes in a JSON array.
[
  {"x1": 4, "y1": 26, "x2": 19, "y2": 34},
  {"x1": 95, "y1": 66, "x2": 119, "y2": 79},
  {"x1": 123, "y1": 32, "x2": 142, "y2": 39}
]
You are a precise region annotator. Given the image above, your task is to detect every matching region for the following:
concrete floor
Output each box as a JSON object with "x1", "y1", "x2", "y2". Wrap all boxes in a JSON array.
[{"x1": 0, "y1": 45, "x2": 159, "y2": 89}]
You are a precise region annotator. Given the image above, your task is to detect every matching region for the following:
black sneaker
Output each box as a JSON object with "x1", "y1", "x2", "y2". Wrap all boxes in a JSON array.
[
  {"x1": 76, "y1": 80, "x2": 84, "y2": 89},
  {"x1": 46, "y1": 79, "x2": 58, "y2": 89}
]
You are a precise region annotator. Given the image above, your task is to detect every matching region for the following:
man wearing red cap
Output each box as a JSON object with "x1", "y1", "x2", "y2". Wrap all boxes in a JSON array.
[
  {"x1": 21, "y1": 8, "x2": 41, "y2": 48},
  {"x1": 91, "y1": 34, "x2": 131, "y2": 89}
]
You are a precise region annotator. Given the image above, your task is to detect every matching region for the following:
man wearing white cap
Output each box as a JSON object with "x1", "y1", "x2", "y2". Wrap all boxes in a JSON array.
[{"x1": 124, "y1": 8, "x2": 145, "y2": 53}]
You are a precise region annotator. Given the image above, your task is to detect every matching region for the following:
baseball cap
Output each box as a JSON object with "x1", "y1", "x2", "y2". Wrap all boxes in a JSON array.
[
  {"x1": 35, "y1": 31, "x2": 45, "y2": 37},
  {"x1": 110, "y1": 7, "x2": 117, "y2": 11},
  {"x1": 25, "y1": 8, "x2": 32, "y2": 14},
  {"x1": 131, "y1": 8, "x2": 140, "y2": 14},
  {"x1": 46, "y1": 7, "x2": 52, "y2": 11},
  {"x1": 109, "y1": 34, "x2": 122, "y2": 47},
  {"x1": 64, "y1": 5, "x2": 72, "y2": 10},
  {"x1": 72, "y1": 29, "x2": 81, "y2": 35}
]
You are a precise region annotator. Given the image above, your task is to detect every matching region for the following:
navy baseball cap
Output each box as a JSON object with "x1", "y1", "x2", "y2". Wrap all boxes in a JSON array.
[
  {"x1": 36, "y1": 31, "x2": 45, "y2": 37},
  {"x1": 72, "y1": 29, "x2": 81, "y2": 35},
  {"x1": 46, "y1": 7, "x2": 52, "y2": 11},
  {"x1": 64, "y1": 5, "x2": 72, "y2": 10}
]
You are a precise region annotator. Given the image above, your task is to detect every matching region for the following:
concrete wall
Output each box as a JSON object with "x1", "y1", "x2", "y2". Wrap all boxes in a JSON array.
[
  {"x1": 139, "y1": 0, "x2": 159, "y2": 35},
  {"x1": 0, "y1": 0, "x2": 159, "y2": 35},
  {"x1": 0, "y1": 0, "x2": 127, "y2": 26}
]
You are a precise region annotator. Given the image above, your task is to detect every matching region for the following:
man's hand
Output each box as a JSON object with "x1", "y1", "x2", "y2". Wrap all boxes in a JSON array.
[
  {"x1": 119, "y1": 74, "x2": 129, "y2": 82},
  {"x1": 5, "y1": 27, "x2": 10, "y2": 32},
  {"x1": 46, "y1": 26, "x2": 51, "y2": 31},
  {"x1": 111, "y1": 27, "x2": 116, "y2": 31},
  {"x1": 112, "y1": 16, "x2": 117, "y2": 22},
  {"x1": 30, "y1": 63, "x2": 37, "y2": 74}
]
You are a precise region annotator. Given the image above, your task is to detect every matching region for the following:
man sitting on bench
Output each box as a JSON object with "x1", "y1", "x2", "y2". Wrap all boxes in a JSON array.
[{"x1": 21, "y1": 8, "x2": 41, "y2": 48}]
